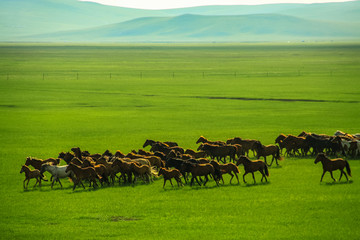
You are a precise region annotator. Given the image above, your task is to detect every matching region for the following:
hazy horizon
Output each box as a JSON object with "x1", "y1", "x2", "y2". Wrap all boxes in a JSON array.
[{"x1": 79, "y1": 0, "x2": 356, "y2": 10}]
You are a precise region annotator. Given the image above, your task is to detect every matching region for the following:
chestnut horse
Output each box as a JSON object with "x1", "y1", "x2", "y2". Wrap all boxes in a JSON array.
[
  {"x1": 158, "y1": 168, "x2": 183, "y2": 188},
  {"x1": 236, "y1": 156, "x2": 269, "y2": 184},
  {"x1": 254, "y1": 141, "x2": 283, "y2": 166},
  {"x1": 65, "y1": 163, "x2": 101, "y2": 190},
  {"x1": 314, "y1": 153, "x2": 351, "y2": 182},
  {"x1": 220, "y1": 163, "x2": 240, "y2": 184},
  {"x1": 20, "y1": 165, "x2": 47, "y2": 189}
]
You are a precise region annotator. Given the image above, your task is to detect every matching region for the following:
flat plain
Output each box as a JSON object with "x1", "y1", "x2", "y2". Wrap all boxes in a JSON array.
[{"x1": 0, "y1": 43, "x2": 359, "y2": 239}]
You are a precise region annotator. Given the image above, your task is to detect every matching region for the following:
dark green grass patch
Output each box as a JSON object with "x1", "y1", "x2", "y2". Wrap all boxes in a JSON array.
[{"x1": 0, "y1": 43, "x2": 359, "y2": 239}]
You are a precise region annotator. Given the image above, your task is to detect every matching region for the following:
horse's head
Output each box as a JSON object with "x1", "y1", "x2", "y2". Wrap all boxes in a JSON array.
[
  {"x1": 58, "y1": 152, "x2": 65, "y2": 159},
  {"x1": 196, "y1": 136, "x2": 205, "y2": 144},
  {"x1": 236, "y1": 156, "x2": 247, "y2": 166},
  {"x1": 197, "y1": 144, "x2": 204, "y2": 151},
  {"x1": 20, "y1": 165, "x2": 26, "y2": 174},
  {"x1": 143, "y1": 139, "x2": 151, "y2": 148},
  {"x1": 314, "y1": 153, "x2": 326, "y2": 164},
  {"x1": 25, "y1": 157, "x2": 32, "y2": 166},
  {"x1": 158, "y1": 168, "x2": 164, "y2": 177}
]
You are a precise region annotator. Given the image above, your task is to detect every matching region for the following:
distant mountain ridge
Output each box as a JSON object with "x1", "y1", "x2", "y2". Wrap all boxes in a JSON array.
[{"x1": 1, "y1": 0, "x2": 359, "y2": 42}]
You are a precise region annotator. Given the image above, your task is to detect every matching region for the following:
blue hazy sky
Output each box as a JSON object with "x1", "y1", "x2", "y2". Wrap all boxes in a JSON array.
[{"x1": 79, "y1": 0, "x2": 355, "y2": 10}]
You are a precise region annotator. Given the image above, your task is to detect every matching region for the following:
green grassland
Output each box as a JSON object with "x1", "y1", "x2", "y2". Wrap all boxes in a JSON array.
[{"x1": 0, "y1": 43, "x2": 359, "y2": 239}]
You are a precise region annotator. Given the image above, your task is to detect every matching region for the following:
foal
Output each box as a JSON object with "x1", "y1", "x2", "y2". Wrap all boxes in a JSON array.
[
  {"x1": 20, "y1": 165, "x2": 47, "y2": 189},
  {"x1": 158, "y1": 168, "x2": 183, "y2": 188}
]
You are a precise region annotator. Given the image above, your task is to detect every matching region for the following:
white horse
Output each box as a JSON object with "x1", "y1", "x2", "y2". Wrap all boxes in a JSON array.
[{"x1": 41, "y1": 163, "x2": 75, "y2": 188}]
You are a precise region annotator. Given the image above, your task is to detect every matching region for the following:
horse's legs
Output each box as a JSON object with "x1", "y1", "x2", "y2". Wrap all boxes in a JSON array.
[
  {"x1": 252, "y1": 172, "x2": 256, "y2": 184},
  {"x1": 203, "y1": 175, "x2": 209, "y2": 186},
  {"x1": 79, "y1": 180, "x2": 85, "y2": 189},
  {"x1": 190, "y1": 177, "x2": 195, "y2": 186},
  {"x1": 163, "y1": 179, "x2": 167, "y2": 188},
  {"x1": 51, "y1": 178, "x2": 55, "y2": 189},
  {"x1": 58, "y1": 178, "x2": 63, "y2": 188},
  {"x1": 235, "y1": 173, "x2": 240, "y2": 184},
  {"x1": 339, "y1": 170, "x2": 348, "y2": 181},
  {"x1": 260, "y1": 170, "x2": 267, "y2": 182},
  {"x1": 23, "y1": 179, "x2": 27, "y2": 189},
  {"x1": 169, "y1": 179, "x2": 174, "y2": 187},
  {"x1": 269, "y1": 158, "x2": 274, "y2": 167},
  {"x1": 243, "y1": 172, "x2": 248, "y2": 183},
  {"x1": 33, "y1": 178, "x2": 39, "y2": 188},
  {"x1": 320, "y1": 171, "x2": 326, "y2": 182},
  {"x1": 229, "y1": 172, "x2": 234, "y2": 184},
  {"x1": 195, "y1": 177, "x2": 202, "y2": 186},
  {"x1": 330, "y1": 171, "x2": 336, "y2": 181}
]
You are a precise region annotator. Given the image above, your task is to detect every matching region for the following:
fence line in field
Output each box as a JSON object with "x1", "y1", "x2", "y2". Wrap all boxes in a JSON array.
[{"x1": 2, "y1": 69, "x2": 345, "y2": 80}]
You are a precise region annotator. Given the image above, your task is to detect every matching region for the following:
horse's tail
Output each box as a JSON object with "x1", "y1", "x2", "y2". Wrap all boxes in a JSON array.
[
  {"x1": 264, "y1": 164, "x2": 270, "y2": 177},
  {"x1": 345, "y1": 160, "x2": 352, "y2": 177},
  {"x1": 40, "y1": 174, "x2": 48, "y2": 181},
  {"x1": 151, "y1": 166, "x2": 159, "y2": 178},
  {"x1": 276, "y1": 147, "x2": 284, "y2": 161}
]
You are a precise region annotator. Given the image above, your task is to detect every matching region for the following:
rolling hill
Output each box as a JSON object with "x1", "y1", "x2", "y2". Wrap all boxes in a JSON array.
[{"x1": 1, "y1": 0, "x2": 359, "y2": 42}]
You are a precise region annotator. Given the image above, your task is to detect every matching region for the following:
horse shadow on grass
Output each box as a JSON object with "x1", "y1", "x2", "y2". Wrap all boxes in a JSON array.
[
  {"x1": 323, "y1": 180, "x2": 353, "y2": 186},
  {"x1": 243, "y1": 181, "x2": 271, "y2": 188}
]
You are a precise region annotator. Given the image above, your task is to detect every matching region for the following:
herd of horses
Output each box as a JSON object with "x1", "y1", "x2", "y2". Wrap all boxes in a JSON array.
[{"x1": 20, "y1": 130, "x2": 356, "y2": 190}]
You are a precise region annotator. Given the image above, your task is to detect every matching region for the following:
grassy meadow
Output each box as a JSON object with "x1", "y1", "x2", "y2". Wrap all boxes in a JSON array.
[{"x1": 0, "y1": 43, "x2": 360, "y2": 239}]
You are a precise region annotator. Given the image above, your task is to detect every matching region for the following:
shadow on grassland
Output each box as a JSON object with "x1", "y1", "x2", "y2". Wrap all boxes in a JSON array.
[{"x1": 323, "y1": 180, "x2": 354, "y2": 186}]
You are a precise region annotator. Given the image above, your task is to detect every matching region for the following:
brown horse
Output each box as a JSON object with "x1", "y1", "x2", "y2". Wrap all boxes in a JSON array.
[
  {"x1": 112, "y1": 158, "x2": 133, "y2": 183},
  {"x1": 236, "y1": 156, "x2": 269, "y2": 184},
  {"x1": 190, "y1": 163, "x2": 219, "y2": 187},
  {"x1": 158, "y1": 168, "x2": 183, "y2": 188},
  {"x1": 314, "y1": 153, "x2": 352, "y2": 182},
  {"x1": 20, "y1": 165, "x2": 47, "y2": 189},
  {"x1": 25, "y1": 157, "x2": 59, "y2": 171},
  {"x1": 58, "y1": 152, "x2": 75, "y2": 164},
  {"x1": 254, "y1": 141, "x2": 283, "y2": 166},
  {"x1": 71, "y1": 147, "x2": 83, "y2": 160},
  {"x1": 130, "y1": 162, "x2": 153, "y2": 184},
  {"x1": 275, "y1": 134, "x2": 287, "y2": 154},
  {"x1": 65, "y1": 163, "x2": 101, "y2": 190},
  {"x1": 220, "y1": 163, "x2": 240, "y2": 184},
  {"x1": 196, "y1": 136, "x2": 225, "y2": 146}
]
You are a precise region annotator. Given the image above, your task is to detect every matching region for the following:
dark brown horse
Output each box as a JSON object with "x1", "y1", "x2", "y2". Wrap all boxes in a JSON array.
[
  {"x1": 236, "y1": 156, "x2": 269, "y2": 184},
  {"x1": 314, "y1": 153, "x2": 351, "y2": 182},
  {"x1": 190, "y1": 163, "x2": 219, "y2": 187},
  {"x1": 25, "y1": 157, "x2": 59, "y2": 171},
  {"x1": 196, "y1": 136, "x2": 226, "y2": 146},
  {"x1": 58, "y1": 152, "x2": 75, "y2": 164}
]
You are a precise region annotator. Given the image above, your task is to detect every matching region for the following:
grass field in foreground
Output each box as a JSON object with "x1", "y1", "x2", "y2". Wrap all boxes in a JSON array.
[{"x1": 0, "y1": 43, "x2": 359, "y2": 239}]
